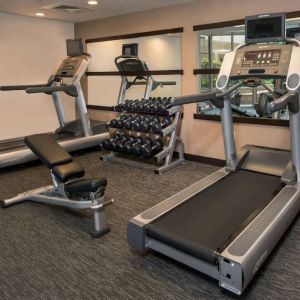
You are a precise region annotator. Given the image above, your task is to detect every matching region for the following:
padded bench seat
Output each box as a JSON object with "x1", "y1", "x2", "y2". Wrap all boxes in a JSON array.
[
  {"x1": 65, "y1": 177, "x2": 107, "y2": 194},
  {"x1": 25, "y1": 134, "x2": 108, "y2": 196},
  {"x1": 25, "y1": 134, "x2": 72, "y2": 168},
  {"x1": 53, "y1": 162, "x2": 85, "y2": 183}
]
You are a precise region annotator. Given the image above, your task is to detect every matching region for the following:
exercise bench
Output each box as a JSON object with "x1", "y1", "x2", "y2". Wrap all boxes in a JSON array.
[{"x1": 0, "y1": 134, "x2": 113, "y2": 237}]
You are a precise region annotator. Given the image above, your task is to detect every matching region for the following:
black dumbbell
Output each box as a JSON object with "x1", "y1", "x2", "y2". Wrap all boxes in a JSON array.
[
  {"x1": 130, "y1": 115, "x2": 143, "y2": 131},
  {"x1": 132, "y1": 137, "x2": 152, "y2": 156},
  {"x1": 123, "y1": 115, "x2": 143, "y2": 130},
  {"x1": 102, "y1": 138, "x2": 113, "y2": 150},
  {"x1": 120, "y1": 100, "x2": 129, "y2": 111},
  {"x1": 151, "y1": 117, "x2": 172, "y2": 134},
  {"x1": 111, "y1": 114, "x2": 129, "y2": 129},
  {"x1": 130, "y1": 99, "x2": 140, "y2": 112},
  {"x1": 115, "y1": 103, "x2": 124, "y2": 112},
  {"x1": 141, "y1": 138, "x2": 164, "y2": 158},
  {"x1": 102, "y1": 133, "x2": 122, "y2": 151},
  {"x1": 159, "y1": 97, "x2": 172, "y2": 114},
  {"x1": 122, "y1": 100, "x2": 132, "y2": 111},
  {"x1": 115, "y1": 134, "x2": 130, "y2": 152},
  {"x1": 109, "y1": 115, "x2": 127, "y2": 128},
  {"x1": 136, "y1": 99, "x2": 147, "y2": 112},
  {"x1": 122, "y1": 115, "x2": 134, "y2": 130},
  {"x1": 131, "y1": 136, "x2": 144, "y2": 147},
  {"x1": 140, "y1": 116, "x2": 160, "y2": 132},
  {"x1": 118, "y1": 135, "x2": 136, "y2": 154},
  {"x1": 149, "y1": 98, "x2": 162, "y2": 113},
  {"x1": 143, "y1": 98, "x2": 155, "y2": 113},
  {"x1": 127, "y1": 100, "x2": 136, "y2": 112},
  {"x1": 109, "y1": 118, "x2": 118, "y2": 128}
]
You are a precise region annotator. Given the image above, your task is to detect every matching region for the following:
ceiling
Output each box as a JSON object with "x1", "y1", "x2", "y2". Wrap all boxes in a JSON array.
[{"x1": 0, "y1": 0, "x2": 194, "y2": 23}]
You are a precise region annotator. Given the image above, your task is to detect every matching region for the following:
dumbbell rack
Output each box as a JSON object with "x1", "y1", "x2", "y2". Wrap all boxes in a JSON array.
[{"x1": 100, "y1": 100, "x2": 185, "y2": 175}]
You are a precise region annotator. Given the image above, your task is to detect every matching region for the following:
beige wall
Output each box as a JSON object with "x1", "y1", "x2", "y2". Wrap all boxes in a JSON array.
[
  {"x1": 0, "y1": 12, "x2": 74, "y2": 140},
  {"x1": 75, "y1": 0, "x2": 296, "y2": 159}
]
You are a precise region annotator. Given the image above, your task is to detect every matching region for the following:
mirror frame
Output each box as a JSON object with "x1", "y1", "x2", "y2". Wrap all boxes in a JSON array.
[{"x1": 85, "y1": 27, "x2": 184, "y2": 110}]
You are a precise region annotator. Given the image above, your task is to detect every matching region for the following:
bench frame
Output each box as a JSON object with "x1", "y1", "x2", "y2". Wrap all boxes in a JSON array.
[
  {"x1": 1, "y1": 134, "x2": 113, "y2": 238},
  {"x1": 1, "y1": 170, "x2": 113, "y2": 237}
]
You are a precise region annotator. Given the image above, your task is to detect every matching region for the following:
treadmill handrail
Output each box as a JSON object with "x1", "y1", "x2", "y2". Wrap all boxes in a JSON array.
[
  {"x1": 0, "y1": 84, "x2": 47, "y2": 91},
  {"x1": 26, "y1": 85, "x2": 78, "y2": 97},
  {"x1": 170, "y1": 92, "x2": 220, "y2": 106},
  {"x1": 115, "y1": 55, "x2": 149, "y2": 73},
  {"x1": 170, "y1": 81, "x2": 247, "y2": 107},
  {"x1": 115, "y1": 55, "x2": 143, "y2": 66}
]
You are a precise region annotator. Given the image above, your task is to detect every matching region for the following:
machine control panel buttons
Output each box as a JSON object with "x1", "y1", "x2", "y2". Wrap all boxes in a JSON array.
[
  {"x1": 242, "y1": 50, "x2": 282, "y2": 67},
  {"x1": 55, "y1": 58, "x2": 83, "y2": 78},
  {"x1": 230, "y1": 45, "x2": 293, "y2": 79}
]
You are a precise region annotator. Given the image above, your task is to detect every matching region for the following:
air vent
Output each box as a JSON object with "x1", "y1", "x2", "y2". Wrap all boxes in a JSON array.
[{"x1": 42, "y1": 2, "x2": 91, "y2": 13}]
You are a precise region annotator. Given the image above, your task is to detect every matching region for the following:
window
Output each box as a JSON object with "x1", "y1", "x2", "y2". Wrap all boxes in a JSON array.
[{"x1": 195, "y1": 19, "x2": 300, "y2": 121}]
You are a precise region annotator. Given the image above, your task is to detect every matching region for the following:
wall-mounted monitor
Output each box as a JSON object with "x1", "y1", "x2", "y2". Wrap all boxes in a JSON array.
[
  {"x1": 246, "y1": 13, "x2": 286, "y2": 44},
  {"x1": 67, "y1": 38, "x2": 84, "y2": 57},
  {"x1": 122, "y1": 43, "x2": 138, "y2": 56}
]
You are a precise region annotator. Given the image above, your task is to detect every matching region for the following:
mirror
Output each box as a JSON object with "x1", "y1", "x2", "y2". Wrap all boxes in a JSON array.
[
  {"x1": 86, "y1": 32, "x2": 182, "y2": 107},
  {"x1": 195, "y1": 17, "x2": 300, "y2": 121}
]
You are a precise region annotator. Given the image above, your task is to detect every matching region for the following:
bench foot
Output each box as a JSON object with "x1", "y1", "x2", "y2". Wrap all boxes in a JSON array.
[{"x1": 90, "y1": 227, "x2": 111, "y2": 238}]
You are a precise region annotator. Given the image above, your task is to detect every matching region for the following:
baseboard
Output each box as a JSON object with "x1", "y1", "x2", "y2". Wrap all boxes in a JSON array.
[{"x1": 174, "y1": 152, "x2": 225, "y2": 167}]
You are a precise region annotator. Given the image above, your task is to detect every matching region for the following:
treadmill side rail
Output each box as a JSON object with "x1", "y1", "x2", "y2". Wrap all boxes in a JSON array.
[
  {"x1": 128, "y1": 168, "x2": 228, "y2": 225},
  {"x1": 127, "y1": 168, "x2": 229, "y2": 252},
  {"x1": 220, "y1": 185, "x2": 300, "y2": 295}
]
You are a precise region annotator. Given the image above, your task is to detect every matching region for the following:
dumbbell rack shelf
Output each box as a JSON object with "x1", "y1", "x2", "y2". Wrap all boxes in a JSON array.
[{"x1": 100, "y1": 103, "x2": 185, "y2": 175}]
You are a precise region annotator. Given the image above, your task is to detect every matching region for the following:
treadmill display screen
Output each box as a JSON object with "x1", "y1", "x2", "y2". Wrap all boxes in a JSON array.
[
  {"x1": 246, "y1": 14, "x2": 285, "y2": 43},
  {"x1": 67, "y1": 39, "x2": 84, "y2": 57},
  {"x1": 242, "y1": 49, "x2": 281, "y2": 67}
]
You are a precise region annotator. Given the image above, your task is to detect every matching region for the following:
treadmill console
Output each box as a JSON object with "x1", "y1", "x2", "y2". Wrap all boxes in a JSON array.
[
  {"x1": 55, "y1": 57, "x2": 84, "y2": 78},
  {"x1": 230, "y1": 44, "x2": 293, "y2": 79}
]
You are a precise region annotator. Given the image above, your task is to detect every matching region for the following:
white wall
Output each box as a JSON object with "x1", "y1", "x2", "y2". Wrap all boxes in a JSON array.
[
  {"x1": 0, "y1": 12, "x2": 74, "y2": 140},
  {"x1": 87, "y1": 35, "x2": 182, "y2": 106}
]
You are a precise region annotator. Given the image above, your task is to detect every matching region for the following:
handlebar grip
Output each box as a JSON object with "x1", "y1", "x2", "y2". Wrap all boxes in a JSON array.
[
  {"x1": 268, "y1": 93, "x2": 294, "y2": 113},
  {"x1": 170, "y1": 92, "x2": 219, "y2": 107},
  {"x1": 26, "y1": 85, "x2": 78, "y2": 97},
  {"x1": 0, "y1": 84, "x2": 46, "y2": 91},
  {"x1": 115, "y1": 55, "x2": 138, "y2": 60}
]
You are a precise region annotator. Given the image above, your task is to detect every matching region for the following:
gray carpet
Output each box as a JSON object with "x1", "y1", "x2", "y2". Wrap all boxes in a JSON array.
[{"x1": 0, "y1": 150, "x2": 299, "y2": 300}]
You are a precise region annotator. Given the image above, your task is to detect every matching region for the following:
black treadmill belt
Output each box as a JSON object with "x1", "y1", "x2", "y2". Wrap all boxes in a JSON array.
[{"x1": 147, "y1": 170, "x2": 283, "y2": 264}]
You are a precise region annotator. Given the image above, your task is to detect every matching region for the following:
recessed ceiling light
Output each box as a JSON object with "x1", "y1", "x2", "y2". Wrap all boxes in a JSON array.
[
  {"x1": 35, "y1": 12, "x2": 45, "y2": 17},
  {"x1": 87, "y1": 0, "x2": 98, "y2": 5}
]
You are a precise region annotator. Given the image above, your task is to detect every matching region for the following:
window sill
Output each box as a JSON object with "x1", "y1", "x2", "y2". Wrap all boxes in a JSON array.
[{"x1": 193, "y1": 113, "x2": 289, "y2": 127}]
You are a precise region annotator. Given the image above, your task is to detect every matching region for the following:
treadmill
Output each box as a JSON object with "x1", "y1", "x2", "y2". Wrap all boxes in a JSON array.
[
  {"x1": 127, "y1": 13, "x2": 300, "y2": 295},
  {"x1": 115, "y1": 55, "x2": 177, "y2": 104},
  {"x1": 0, "y1": 39, "x2": 109, "y2": 169}
]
